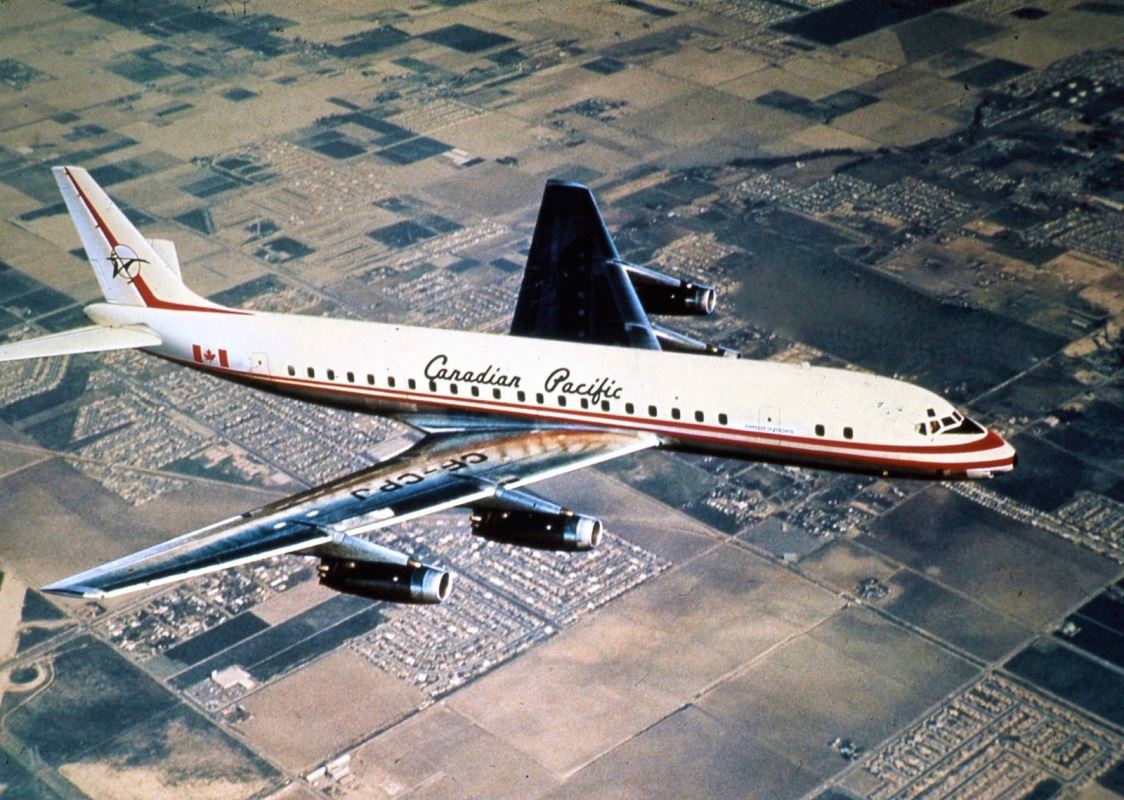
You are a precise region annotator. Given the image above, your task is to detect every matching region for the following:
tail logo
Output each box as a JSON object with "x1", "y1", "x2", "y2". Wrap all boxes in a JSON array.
[{"x1": 108, "y1": 244, "x2": 147, "y2": 283}]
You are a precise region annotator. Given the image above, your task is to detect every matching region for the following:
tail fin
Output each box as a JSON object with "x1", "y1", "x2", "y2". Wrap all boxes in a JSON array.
[{"x1": 52, "y1": 166, "x2": 221, "y2": 311}]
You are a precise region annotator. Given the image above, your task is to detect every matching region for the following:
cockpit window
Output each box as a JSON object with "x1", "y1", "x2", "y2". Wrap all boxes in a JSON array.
[
  {"x1": 919, "y1": 408, "x2": 985, "y2": 436},
  {"x1": 944, "y1": 417, "x2": 985, "y2": 435}
]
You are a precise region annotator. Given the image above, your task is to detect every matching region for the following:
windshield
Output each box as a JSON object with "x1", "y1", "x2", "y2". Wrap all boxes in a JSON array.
[{"x1": 914, "y1": 408, "x2": 985, "y2": 436}]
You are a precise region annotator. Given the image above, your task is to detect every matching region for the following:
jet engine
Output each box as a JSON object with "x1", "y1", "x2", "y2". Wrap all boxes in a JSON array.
[
  {"x1": 622, "y1": 262, "x2": 717, "y2": 316},
  {"x1": 470, "y1": 509, "x2": 602, "y2": 551},
  {"x1": 318, "y1": 557, "x2": 451, "y2": 604}
]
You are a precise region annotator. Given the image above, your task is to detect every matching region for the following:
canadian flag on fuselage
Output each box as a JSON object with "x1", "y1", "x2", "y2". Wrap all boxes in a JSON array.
[{"x1": 192, "y1": 345, "x2": 229, "y2": 367}]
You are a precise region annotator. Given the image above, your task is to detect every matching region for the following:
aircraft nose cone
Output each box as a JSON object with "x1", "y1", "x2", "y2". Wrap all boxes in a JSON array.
[{"x1": 992, "y1": 429, "x2": 1017, "y2": 472}]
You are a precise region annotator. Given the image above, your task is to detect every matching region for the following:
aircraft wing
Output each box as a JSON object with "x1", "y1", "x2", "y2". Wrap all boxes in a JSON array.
[
  {"x1": 511, "y1": 180, "x2": 661, "y2": 349},
  {"x1": 43, "y1": 427, "x2": 656, "y2": 599},
  {"x1": 0, "y1": 324, "x2": 161, "y2": 363}
]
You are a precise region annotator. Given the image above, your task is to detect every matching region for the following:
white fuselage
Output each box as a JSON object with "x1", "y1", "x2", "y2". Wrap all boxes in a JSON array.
[{"x1": 86, "y1": 302, "x2": 1016, "y2": 479}]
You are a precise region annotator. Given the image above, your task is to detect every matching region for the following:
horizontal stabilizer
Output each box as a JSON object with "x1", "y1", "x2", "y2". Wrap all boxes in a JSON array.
[
  {"x1": 0, "y1": 324, "x2": 161, "y2": 364},
  {"x1": 149, "y1": 238, "x2": 181, "y2": 280}
]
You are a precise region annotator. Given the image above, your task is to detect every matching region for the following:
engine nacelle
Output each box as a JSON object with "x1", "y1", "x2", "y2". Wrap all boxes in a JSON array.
[
  {"x1": 621, "y1": 262, "x2": 717, "y2": 316},
  {"x1": 318, "y1": 558, "x2": 451, "y2": 604},
  {"x1": 471, "y1": 509, "x2": 602, "y2": 551}
]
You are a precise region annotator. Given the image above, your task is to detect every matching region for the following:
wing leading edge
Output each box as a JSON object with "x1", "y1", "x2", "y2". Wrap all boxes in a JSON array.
[{"x1": 44, "y1": 427, "x2": 656, "y2": 599}]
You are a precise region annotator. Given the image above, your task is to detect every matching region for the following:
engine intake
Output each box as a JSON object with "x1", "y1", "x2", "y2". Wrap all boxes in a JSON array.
[
  {"x1": 471, "y1": 509, "x2": 602, "y2": 551},
  {"x1": 621, "y1": 262, "x2": 717, "y2": 316},
  {"x1": 318, "y1": 558, "x2": 451, "y2": 604}
]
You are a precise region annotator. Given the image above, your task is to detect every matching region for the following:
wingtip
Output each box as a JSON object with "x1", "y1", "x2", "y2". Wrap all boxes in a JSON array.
[
  {"x1": 42, "y1": 581, "x2": 103, "y2": 599},
  {"x1": 544, "y1": 177, "x2": 590, "y2": 191}
]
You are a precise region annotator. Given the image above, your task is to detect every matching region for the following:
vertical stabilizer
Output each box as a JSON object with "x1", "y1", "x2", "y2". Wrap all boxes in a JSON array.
[{"x1": 52, "y1": 166, "x2": 221, "y2": 311}]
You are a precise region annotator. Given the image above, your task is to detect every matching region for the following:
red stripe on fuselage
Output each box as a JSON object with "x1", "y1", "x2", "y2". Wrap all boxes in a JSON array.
[{"x1": 161, "y1": 354, "x2": 1014, "y2": 475}]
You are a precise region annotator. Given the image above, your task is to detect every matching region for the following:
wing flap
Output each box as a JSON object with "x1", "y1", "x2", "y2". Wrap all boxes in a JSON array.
[
  {"x1": 43, "y1": 428, "x2": 657, "y2": 599},
  {"x1": 0, "y1": 324, "x2": 161, "y2": 364}
]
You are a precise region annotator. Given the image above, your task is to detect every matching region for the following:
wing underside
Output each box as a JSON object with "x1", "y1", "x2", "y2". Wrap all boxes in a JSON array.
[
  {"x1": 509, "y1": 180, "x2": 730, "y2": 356},
  {"x1": 44, "y1": 427, "x2": 656, "y2": 599},
  {"x1": 510, "y1": 180, "x2": 660, "y2": 349}
]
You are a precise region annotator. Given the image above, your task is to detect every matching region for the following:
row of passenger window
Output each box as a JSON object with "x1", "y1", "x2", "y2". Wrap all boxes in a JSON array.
[
  {"x1": 813, "y1": 424, "x2": 854, "y2": 440},
  {"x1": 286, "y1": 365, "x2": 730, "y2": 425}
]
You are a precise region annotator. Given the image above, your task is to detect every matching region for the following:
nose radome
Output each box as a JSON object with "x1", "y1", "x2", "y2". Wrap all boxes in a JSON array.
[{"x1": 993, "y1": 429, "x2": 1017, "y2": 470}]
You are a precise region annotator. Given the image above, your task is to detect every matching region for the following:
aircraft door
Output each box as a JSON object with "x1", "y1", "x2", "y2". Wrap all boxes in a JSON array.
[
  {"x1": 758, "y1": 405, "x2": 780, "y2": 432},
  {"x1": 251, "y1": 352, "x2": 270, "y2": 375}
]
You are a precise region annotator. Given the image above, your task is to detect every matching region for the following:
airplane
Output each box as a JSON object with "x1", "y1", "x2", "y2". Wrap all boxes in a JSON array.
[{"x1": 0, "y1": 166, "x2": 1016, "y2": 605}]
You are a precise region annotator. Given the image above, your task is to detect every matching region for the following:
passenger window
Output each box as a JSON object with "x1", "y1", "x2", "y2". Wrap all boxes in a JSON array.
[
  {"x1": 718, "y1": 413, "x2": 728, "y2": 425},
  {"x1": 429, "y1": 380, "x2": 438, "y2": 392},
  {"x1": 493, "y1": 388, "x2": 502, "y2": 400},
  {"x1": 580, "y1": 398, "x2": 589, "y2": 409},
  {"x1": 408, "y1": 378, "x2": 416, "y2": 389},
  {"x1": 648, "y1": 405, "x2": 657, "y2": 417},
  {"x1": 387, "y1": 377, "x2": 396, "y2": 388},
  {"x1": 450, "y1": 384, "x2": 459, "y2": 395},
  {"x1": 695, "y1": 411, "x2": 704, "y2": 422},
  {"x1": 536, "y1": 393, "x2": 544, "y2": 404},
  {"x1": 625, "y1": 403, "x2": 635, "y2": 414},
  {"x1": 843, "y1": 427, "x2": 853, "y2": 440},
  {"x1": 367, "y1": 374, "x2": 375, "y2": 385},
  {"x1": 347, "y1": 371, "x2": 354, "y2": 383},
  {"x1": 815, "y1": 424, "x2": 825, "y2": 437},
  {"x1": 671, "y1": 408, "x2": 681, "y2": 420},
  {"x1": 287, "y1": 365, "x2": 295, "y2": 377},
  {"x1": 558, "y1": 396, "x2": 567, "y2": 407},
  {"x1": 327, "y1": 369, "x2": 335, "y2": 380},
  {"x1": 307, "y1": 367, "x2": 315, "y2": 378},
  {"x1": 602, "y1": 401, "x2": 610, "y2": 412},
  {"x1": 470, "y1": 386, "x2": 479, "y2": 397},
  {"x1": 517, "y1": 391, "x2": 526, "y2": 402}
]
